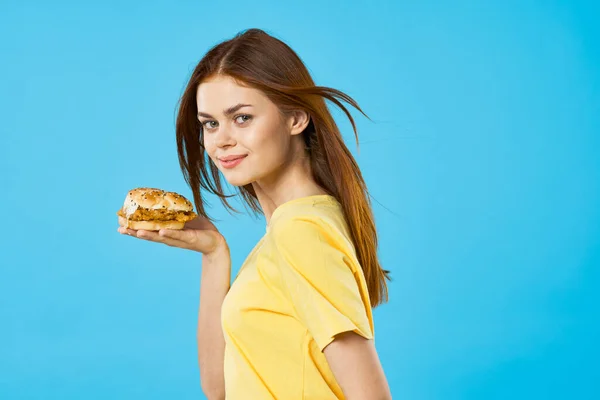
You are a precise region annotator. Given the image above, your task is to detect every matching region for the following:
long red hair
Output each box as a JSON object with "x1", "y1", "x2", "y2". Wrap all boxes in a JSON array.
[{"x1": 175, "y1": 29, "x2": 391, "y2": 306}]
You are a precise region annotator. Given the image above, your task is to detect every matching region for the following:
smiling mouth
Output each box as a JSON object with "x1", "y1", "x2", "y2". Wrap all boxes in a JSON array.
[{"x1": 218, "y1": 155, "x2": 247, "y2": 169}]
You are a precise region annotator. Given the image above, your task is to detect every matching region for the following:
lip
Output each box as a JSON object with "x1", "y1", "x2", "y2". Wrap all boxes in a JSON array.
[{"x1": 218, "y1": 154, "x2": 247, "y2": 169}]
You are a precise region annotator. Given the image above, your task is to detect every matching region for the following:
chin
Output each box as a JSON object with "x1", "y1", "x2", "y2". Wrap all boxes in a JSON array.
[{"x1": 222, "y1": 172, "x2": 254, "y2": 187}]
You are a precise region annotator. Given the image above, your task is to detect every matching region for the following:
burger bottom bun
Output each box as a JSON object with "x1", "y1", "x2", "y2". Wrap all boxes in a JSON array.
[{"x1": 126, "y1": 220, "x2": 186, "y2": 231}]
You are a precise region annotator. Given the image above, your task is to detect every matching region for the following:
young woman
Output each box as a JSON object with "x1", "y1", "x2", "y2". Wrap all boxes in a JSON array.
[{"x1": 118, "y1": 28, "x2": 392, "y2": 400}]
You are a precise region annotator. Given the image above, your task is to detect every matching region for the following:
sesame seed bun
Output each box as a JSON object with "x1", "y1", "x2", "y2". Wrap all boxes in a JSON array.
[{"x1": 124, "y1": 187, "x2": 194, "y2": 213}]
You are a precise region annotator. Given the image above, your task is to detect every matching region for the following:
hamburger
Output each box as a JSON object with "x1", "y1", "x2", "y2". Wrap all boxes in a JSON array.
[{"x1": 117, "y1": 187, "x2": 197, "y2": 230}]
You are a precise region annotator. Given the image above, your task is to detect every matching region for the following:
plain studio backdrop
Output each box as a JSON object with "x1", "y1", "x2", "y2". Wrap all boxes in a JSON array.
[{"x1": 1, "y1": 1, "x2": 598, "y2": 399}]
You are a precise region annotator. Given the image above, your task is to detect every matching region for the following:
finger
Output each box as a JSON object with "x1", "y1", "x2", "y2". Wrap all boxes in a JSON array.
[
  {"x1": 136, "y1": 230, "x2": 189, "y2": 248},
  {"x1": 118, "y1": 227, "x2": 182, "y2": 247},
  {"x1": 118, "y1": 226, "x2": 137, "y2": 235},
  {"x1": 157, "y1": 229, "x2": 200, "y2": 248},
  {"x1": 157, "y1": 229, "x2": 193, "y2": 241},
  {"x1": 136, "y1": 230, "x2": 161, "y2": 241}
]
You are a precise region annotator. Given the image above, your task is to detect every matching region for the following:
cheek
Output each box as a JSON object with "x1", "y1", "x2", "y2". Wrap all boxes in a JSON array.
[
  {"x1": 246, "y1": 121, "x2": 289, "y2": 159},
  {"x1": 202, "y1": 137, "x2": 217, "y2": 159}
]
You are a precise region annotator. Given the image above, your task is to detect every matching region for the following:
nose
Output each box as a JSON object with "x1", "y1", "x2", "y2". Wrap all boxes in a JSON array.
[{"x1": 214, "y1": 124, "x2": 236, "y2": 149}]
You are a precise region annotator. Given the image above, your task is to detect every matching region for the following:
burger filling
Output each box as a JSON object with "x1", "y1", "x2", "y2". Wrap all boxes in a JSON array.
[{"x1": 118, "y1": 207, "x2": 196, "y2": 222}]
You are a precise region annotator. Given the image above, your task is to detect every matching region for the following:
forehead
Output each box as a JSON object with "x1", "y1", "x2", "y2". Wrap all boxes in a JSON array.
[{"x1": 196, "y1": 75, "x2": 265, "y2": 111}]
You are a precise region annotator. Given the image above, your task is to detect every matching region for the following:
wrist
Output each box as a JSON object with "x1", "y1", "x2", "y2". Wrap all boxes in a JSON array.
[{"x1": 202, "y1": 234, "x2": 230, "y2": 264}]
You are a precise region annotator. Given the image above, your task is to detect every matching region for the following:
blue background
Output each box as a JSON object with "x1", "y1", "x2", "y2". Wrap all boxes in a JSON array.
[{"x1": 1, "y1": 0, "x2": 598, "y2": 399}]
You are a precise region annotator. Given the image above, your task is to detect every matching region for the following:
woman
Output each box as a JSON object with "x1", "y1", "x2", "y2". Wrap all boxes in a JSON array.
[{"x1": 118, "y1": 28, "x2": 392, "y2": 400}]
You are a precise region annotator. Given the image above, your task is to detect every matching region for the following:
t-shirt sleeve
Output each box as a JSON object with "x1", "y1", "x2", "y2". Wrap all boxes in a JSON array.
[{"x1": 271, "y1": 216, "x2": 374, "y2": 351}]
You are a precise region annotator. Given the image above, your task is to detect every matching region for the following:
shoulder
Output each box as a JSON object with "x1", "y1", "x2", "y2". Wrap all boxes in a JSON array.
[
  {"x1": 265, "y1": 198, "x2": 362, "y2": 277},
  {"x1": 268, "y1": 197, "x2": 353, "y2": 252}
]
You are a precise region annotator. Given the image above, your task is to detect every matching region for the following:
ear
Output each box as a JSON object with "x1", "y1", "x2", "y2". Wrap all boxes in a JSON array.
[{"x1": 288, "y1": 110, "x2": 310, "y2": 136}]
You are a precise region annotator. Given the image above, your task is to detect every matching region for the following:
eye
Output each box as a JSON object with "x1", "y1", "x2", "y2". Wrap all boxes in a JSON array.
[
  {"x1": 201, "y1": 120, "x2": 218, "y2": 131},
  {"x1": 235, "y1": 114, "x2": 252, "y2": 125}
]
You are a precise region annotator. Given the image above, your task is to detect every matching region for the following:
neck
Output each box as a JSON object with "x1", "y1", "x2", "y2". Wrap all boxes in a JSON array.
[{"x1": 252, "y1": 148, "x2": 326, "y2": 224}]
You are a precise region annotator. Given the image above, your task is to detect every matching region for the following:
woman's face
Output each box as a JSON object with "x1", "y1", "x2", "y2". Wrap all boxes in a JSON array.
[{"x1": 196, "y1": 75, "x2": 306, "y2": 187}]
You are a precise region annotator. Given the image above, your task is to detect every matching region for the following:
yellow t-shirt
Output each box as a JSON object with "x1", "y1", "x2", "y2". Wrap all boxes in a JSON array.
[{"x1": 221, "y1": 195, "x2": 374, "y2": 399}]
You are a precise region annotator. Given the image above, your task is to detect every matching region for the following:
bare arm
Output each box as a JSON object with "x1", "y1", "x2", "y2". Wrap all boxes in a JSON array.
[
  {"x1": 197, "y1": 241, "x2": 230, "y2": 400},
  {"x1": 118, "y1": 216, "x2": 230, "y2": 400},
  {"x1": 324, "y1": 332, "x2": 392, "y2": 400}
]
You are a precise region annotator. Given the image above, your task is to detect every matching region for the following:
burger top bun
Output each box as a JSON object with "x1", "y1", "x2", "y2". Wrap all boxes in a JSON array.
[{"x1": 123, "y1": 187, "x2": 194, "y2": 217}]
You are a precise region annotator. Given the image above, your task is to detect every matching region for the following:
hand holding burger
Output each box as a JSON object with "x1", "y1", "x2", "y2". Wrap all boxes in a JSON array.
[{"x1": 117, "y1": 187, "x2": 225, "y2": 255}]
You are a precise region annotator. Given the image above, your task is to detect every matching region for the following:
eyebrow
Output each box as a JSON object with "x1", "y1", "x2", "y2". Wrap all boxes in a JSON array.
[{"x1": 197, "y1": 103, "x2": 253, "y2": 119}]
